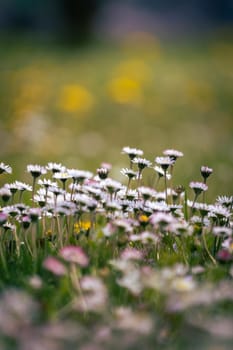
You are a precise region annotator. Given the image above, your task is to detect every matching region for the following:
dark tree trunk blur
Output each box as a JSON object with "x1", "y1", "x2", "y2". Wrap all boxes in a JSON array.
[{"x1": 60, "y1": 0, "x2": 101, "y2": 43}]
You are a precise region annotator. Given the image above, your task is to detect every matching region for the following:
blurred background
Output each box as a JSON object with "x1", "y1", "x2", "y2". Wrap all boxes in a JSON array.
[{"x1": 0, "y1": 0, "x2": 232, "y2": 199}]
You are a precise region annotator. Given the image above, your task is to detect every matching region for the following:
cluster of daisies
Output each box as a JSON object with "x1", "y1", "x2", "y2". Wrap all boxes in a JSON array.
[
  {"x1": 0, "y1": 150, "x2": 233, "y2": 350},
  {"x1": 0, "y1": 148, "x2": 232, "y2": 263}
]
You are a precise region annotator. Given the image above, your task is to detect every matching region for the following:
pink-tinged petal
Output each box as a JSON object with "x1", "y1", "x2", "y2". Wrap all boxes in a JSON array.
[
  {"x1": 217, "y1": 249, "x2": 233, "y2": 262},
  {"x1": 60, "y1": 246, "x2": 89, "y2": 267},
  {"x1": 43, "y1": 256, "x2": 67, "y2": 276}
]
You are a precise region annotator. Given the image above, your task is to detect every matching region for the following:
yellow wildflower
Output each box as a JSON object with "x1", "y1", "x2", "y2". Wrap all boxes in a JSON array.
[
  {"x1": 74, "y1": 221, "x2": 91, "y2": 233},
  {"x1": 59, "y1": 84, "x2": 94, "y2": 113},
  {"x1": 139, "y1": 215, "x2": 149, "y2": 224},
  {"x1": 113, "y1": 59, "x2": 150, "y2": 83},
  {"x1": 107, "y1": 76, "x2": 142, "y2": 105},
  {"x1": 46, "y1": 229, "x2": 53, "y2": 237}
]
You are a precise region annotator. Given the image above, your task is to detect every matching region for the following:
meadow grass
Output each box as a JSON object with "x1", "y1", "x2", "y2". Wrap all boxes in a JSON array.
[
  {"x1": 0, "y1": 36, "x2": 232, "y2": 349},
  {"x1": 0, "y1": 144, "x2": 232, "y2": 350},
  {"x1": 0, "y1": 37, "x2": 232, "y2": 200}
]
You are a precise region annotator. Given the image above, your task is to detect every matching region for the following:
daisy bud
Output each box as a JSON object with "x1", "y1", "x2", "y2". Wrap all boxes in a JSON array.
[{"x1": 201, "y1": 166, "x2": 213, "y2": 180}]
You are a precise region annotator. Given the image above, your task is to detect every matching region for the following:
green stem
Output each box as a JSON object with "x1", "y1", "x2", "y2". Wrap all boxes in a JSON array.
[
  {"x1": 164, "y1": 170, "x2": 168, "y2": 204},
  {"x1": 70, "y1": 263, "x2": 87, "y2": 313},
  {"x1": 174, "y1": 236, "x2": 189, "y2": 266},
  {"x1": 154, "y1": 175, "x2": 160, "y2": 190},
  {"x1": 32, "y1": 177, "x2": 36, "y2": 201},
  {"x1": 191, "y1": 193, "x2": 198, "y2": 217},
  {"x1": 62, "y1": 181, "x2": 66, "y2": 201},
  {"x1": 170, "y1": 165, "x2": 174, "y2": 204},
  {"x1": 202, "y1": 178, "x2": 207, "y2": 203},
  {"x1": 24, "y1": 228, "x2": 33, "y2": 257},
  {"x1": 56, "y1": 215, "x2": 63, "y2": 248},
  {"x1": 137, "y1": 170, "x2": 142, "y2": 188},
  {"x1": 19, "y1": 191, "x2": 23, "y2": 202},
  {"x1": 126, "y1": 178, "x2": 131, "y2": 194},
  {"x1": 0, "y1": 231, "x2": 8, "y2": 276},
  {"x1": 202, "y1": 229, "x2": 217, "y2": 265},
  {"x1": 70, "y1": 179, "x2": 76, "y2": 202}
]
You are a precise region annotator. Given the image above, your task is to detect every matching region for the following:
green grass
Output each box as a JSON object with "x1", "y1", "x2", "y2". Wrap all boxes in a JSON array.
[
  {"x1": 0, "y1": 36, "x2": 232, "y2": 200},
  {"x1": 0, "y1": 35, "x2": 232, "y2": 349}
]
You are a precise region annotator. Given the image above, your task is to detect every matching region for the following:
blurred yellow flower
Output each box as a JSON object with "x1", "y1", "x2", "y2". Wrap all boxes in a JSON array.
[
  {"x1": 139, "y1": 214, "x2": 149, "y2": 223},
  {"x1": 13, "y1": 82, "x2": 48, "y2": 119},
  {"x1": 46, "y1": 229, "x2": 53, "y2": 237},
  {"x1": 107, "y1": 76, "x2": 142, "y2": 105},
  {"x1": 74, "y1": 221, "x2": 91, "y2": 233},
  {"x1": 114, "y1": 59, "x2": 150, "y2": 83},
  {"x1": 59, "y1": 84, "x2": 94, "y2": 112}
]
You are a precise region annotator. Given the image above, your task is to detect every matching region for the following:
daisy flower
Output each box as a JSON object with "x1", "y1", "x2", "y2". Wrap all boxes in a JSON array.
[
  {"x1": 163, "y1": 149, "x2": 184, "y2": 161},
  {"x1": 150, "y1": 212, "x2": 175, "y2": 227},
  {"x1": 43, "y1": 257, "x2": 67, "y2": 276},
  {"x1": 46, "y1": 162, "x2": 65, "y2": 173},
  {"x1": 113, "y1": 218, "x2": 134, "y2": 233},
  {"x1": 155, "y1": 157, "x2": 174, "y2": 171},
  {"x1": 74, "y1": 194, "x2": 98, "y2": 211},
  {"x1": 194, "y1": 202, "x2": 211, "y2": 217},
  {"x1": 120, "y1": 248, "x2": 143, "y2": 261},
  {"x1": 84, "y1": 186, "x2": 103, "y2": 200},
  {"x1": 0, "y1": 212, "x2": 8, "y2": 225},
  {"x1": 104, "y1": 200, "x2": 122, "y2": 212},
  {"x1": 130, "y1": 231, "x2": 159, "y2": 244},
  {"x1": 153, "y1": 166, "x2": 171, "y2": 179},
  {"x1": 213, "y1": 227, "x2": 232, "y2": 237},
  {"x1": 216, "y1": 195, "x2": 233, "y2": 208},
  {"x1": 189, "y1": 182, "x2": 208, "y2": 195},
  {"x1": 122, "y1": 146, "x2": 143, "y2": 160},
  {"x1": 0, "y1": 187, "x2": 12, "y2": 202},
  {"x1": 48, "y1": 186, "x2": 65, "y2": 200},
  {"x1": 168, "y1": 204, "x2": 183, "y2": 213},
  {"x1": 0, "y1": 162, "x2": 12, "y2": 174},
  {"x1": 132, "y1": 157, "x2": 152, "y2": 170},
  {"x1": 174, "y1": 185, "x2": 185, "y2": 195},
  {"x1": 2, "y1": 222, "x2": 16, "y2": 232},
  {"x1": 33, "y1": 194, "x2": 46, "y2": 207},
  {"x1": 2, "y1": 205, "x2": 20, "y2": 217},
  {"x1": 138, "y1": 186, "x2": 156, "y2": 201},
  {"x1": 102, "y1": 178, "x2": 122, "y2": 194},
  {"x1": 97, "y1": 167, "x2": 109, "y2": 180},
  {"x1": 67, "y1": 169, "x2": 93, "y2": 182},
  {"x1": 124, "y1": 189, "x2": 138, "y2": 200},
  {"x1": 200, "y1": 166, "x2": 213, "y2": 180},
  {"x1": 28, "y1": 208, "x2": 41, "y2": 221},
  {"x1": 27, "y1": 165, "x2": 47, "y2": 178},
  {"x1": 209, "y1": 205, "x2": 231, "y2": 219},
  {"x1": 119, "y1": 199, "x2": 134, "y2": 212},
  {"x1": 38, "y1": 178, "x2": 58, "y2": 188},
  {"x1": 4, "y1": 182, "x2": 18, "y2": 194},
  {"x1": 145, "y1": 200, "x2": 170, "y2": 213},
  {"x1": 15, "y1": 181, "x2": 33, "y2": 192},
  {"x1": 120, "y1": 168, "x2": 137, "y2": 179},
  {"x1": 60, "y1": 246, "x2": 89, "y2": 267},
  {"x1": 53, "y1": 171, "x2": 72, "y2": 182}
]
